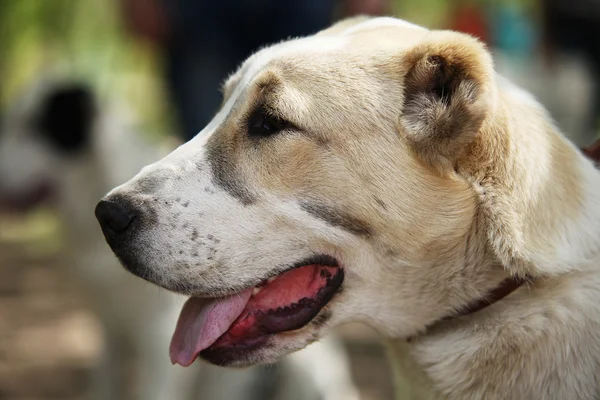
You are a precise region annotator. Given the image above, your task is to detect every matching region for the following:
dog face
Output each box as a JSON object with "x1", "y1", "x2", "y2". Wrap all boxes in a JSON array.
[
  {"x1": 0, "y1": 83, "x2": 95, "y2": 210},
  {"x1": 96, "y1": 17, "x2": 555, "y2": 367}
]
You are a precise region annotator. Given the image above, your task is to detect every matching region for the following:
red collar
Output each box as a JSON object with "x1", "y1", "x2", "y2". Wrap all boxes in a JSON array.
[
  {"x1": 411, "y1": 275, "x2": 528, "y2": 340},
  {"x1": 441, "y1": 275, "x2": 528, "y2": 321}
]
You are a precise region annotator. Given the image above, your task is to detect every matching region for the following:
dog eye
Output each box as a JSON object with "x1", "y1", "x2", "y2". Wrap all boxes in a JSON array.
[{"x1": 248, "y1": 111, "x2": 289, "y2": 137}]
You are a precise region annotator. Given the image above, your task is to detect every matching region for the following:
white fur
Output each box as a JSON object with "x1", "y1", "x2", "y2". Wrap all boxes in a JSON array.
[
  {"x1": 0, "y1": 80, "x2": 360, "y2": 400},
  {"x1": 340, "y1": 16, "x2": 425, "y2": 35}
]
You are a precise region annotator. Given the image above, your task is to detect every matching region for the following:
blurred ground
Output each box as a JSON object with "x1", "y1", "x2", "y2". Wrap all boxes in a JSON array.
[{"x1": 0, "y1": 215, "x2": 395, "y2": 400}]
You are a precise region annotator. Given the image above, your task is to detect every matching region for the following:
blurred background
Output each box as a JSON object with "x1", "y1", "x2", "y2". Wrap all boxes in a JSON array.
[{"x1": 0, "y1": 0, "x2": 599, "y2": 399}]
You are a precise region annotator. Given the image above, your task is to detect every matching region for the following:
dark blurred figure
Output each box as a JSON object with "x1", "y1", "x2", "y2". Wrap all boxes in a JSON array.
[
  {"x1": 542, "y1": 0, "x2": 600, "y2": 134},
  {"x1": 121, "y1": 0, "x2": 390, "y2": 142}
]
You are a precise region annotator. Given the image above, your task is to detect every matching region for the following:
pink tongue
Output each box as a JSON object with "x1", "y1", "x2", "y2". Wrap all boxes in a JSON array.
[{"x1": 169, "y1": 289, "x2": 252, "y2": 367}]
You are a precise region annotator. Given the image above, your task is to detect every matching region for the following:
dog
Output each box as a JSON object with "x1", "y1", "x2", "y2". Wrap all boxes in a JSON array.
[
  {"x1": 95, "y1": 16, "x2": 600, "y2": 399},
  {"x1": 0, "y1": 80, "x2": 359, "y2": 400}
]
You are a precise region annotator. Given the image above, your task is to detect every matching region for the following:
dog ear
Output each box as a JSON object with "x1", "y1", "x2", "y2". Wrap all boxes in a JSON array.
[
  {"x1": 398, "y1": 31, "x2": 598, "y2": 278},
  {"x1": 399, "y1": 31, "x2": 494, "y2": 170},
  {"x1": 398, "y1": 33, "x2": 600, "y2": 278},
  {"x1": 36, "y1": 83, "x2": 96, "y2": 154}
]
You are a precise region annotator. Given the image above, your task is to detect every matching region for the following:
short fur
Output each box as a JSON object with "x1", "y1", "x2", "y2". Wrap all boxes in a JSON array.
[
  {"x1": 99, "y1": 17, "x2": 600, "y2": 399},
  {"x1": 0, "y1": 80, "x2": 359, "y2": 400}
]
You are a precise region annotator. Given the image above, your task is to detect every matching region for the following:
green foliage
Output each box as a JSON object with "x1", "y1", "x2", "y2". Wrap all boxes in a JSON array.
[{"x1": 0, "y1": 0, "x2": 173, "y2": 138}]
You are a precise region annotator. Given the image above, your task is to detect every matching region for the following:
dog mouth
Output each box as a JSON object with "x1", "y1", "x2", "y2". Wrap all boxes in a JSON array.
[
  {"x1": 169, "y1": 255, "x2": 343, "y2": 367},
  {"x1": 0, "y1": 181, "x2": 55, "y2": 212}
]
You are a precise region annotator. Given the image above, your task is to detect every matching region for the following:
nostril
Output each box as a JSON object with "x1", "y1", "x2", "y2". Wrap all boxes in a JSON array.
[{"x1": 95, "y1": 199, "x2": 136, "y2": 234}]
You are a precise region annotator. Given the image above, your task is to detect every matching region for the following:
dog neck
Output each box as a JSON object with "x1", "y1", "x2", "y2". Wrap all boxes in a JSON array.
[
  {"x1": 410, "y1": 274, "x2": 528, "y2": 341},
  {"x1": 387, "y1": 138, "x2": 600, "y2": 400},
  {"x1": 415, "y1": 139, "x2": 600, "y2": 338},
  {"x1": 389, "y1": 265, "x2": 600, "y2": 399}
]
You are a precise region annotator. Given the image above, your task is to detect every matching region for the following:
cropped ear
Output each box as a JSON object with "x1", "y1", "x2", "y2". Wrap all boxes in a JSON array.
[{"x1": 399, "y1": 31, "x2": 495, "y2": 169}]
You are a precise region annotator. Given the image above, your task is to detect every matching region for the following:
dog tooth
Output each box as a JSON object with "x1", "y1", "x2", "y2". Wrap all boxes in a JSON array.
[
  {"x1": 267, "y1": 277, "x2": 276, "y2": 284},
  {"x1": 252, "y1": 287, "x2": 262, "y2": 296}
]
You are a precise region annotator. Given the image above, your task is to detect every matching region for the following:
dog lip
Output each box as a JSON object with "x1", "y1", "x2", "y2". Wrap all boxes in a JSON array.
[
  {"x1": 197, "y1": 259, "x2": 344, "y2": 365},
  {"x1": 199, "y1": 334, "x2": 272, "y2": 366},
  {"x1": 258, "y1": 254, "x2": 340, "y2": 286},
  {"x1": 164, "y1": 254, "x2": 344, "y2": 367},
  {"x1": 185, "y1": 254, "x2": 342, "y2": 299}
]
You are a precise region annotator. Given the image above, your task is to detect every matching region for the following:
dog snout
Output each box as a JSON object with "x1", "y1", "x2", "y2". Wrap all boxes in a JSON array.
[{"x1": 95, "y1": 198, "x2": 137, "y2": 236}]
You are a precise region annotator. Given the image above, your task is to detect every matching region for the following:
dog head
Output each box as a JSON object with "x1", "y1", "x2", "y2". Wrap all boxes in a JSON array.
[
  {"x1": 0, "y1": 81, "x2": 96, "y2": 211},
  {"x1": 96, "y1": 17, "x2": 597, "y2": 367}
]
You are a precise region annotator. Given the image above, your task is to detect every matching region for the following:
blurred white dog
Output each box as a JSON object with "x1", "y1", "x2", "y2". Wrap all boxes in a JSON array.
[{"x1": 0, "y1": 80, "x2": 360, "y2": 400}]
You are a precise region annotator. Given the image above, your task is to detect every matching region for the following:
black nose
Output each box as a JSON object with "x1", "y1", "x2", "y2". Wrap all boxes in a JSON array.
[{"x1": 95, "y1": 199, "x2": 136, "y2": 235}]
